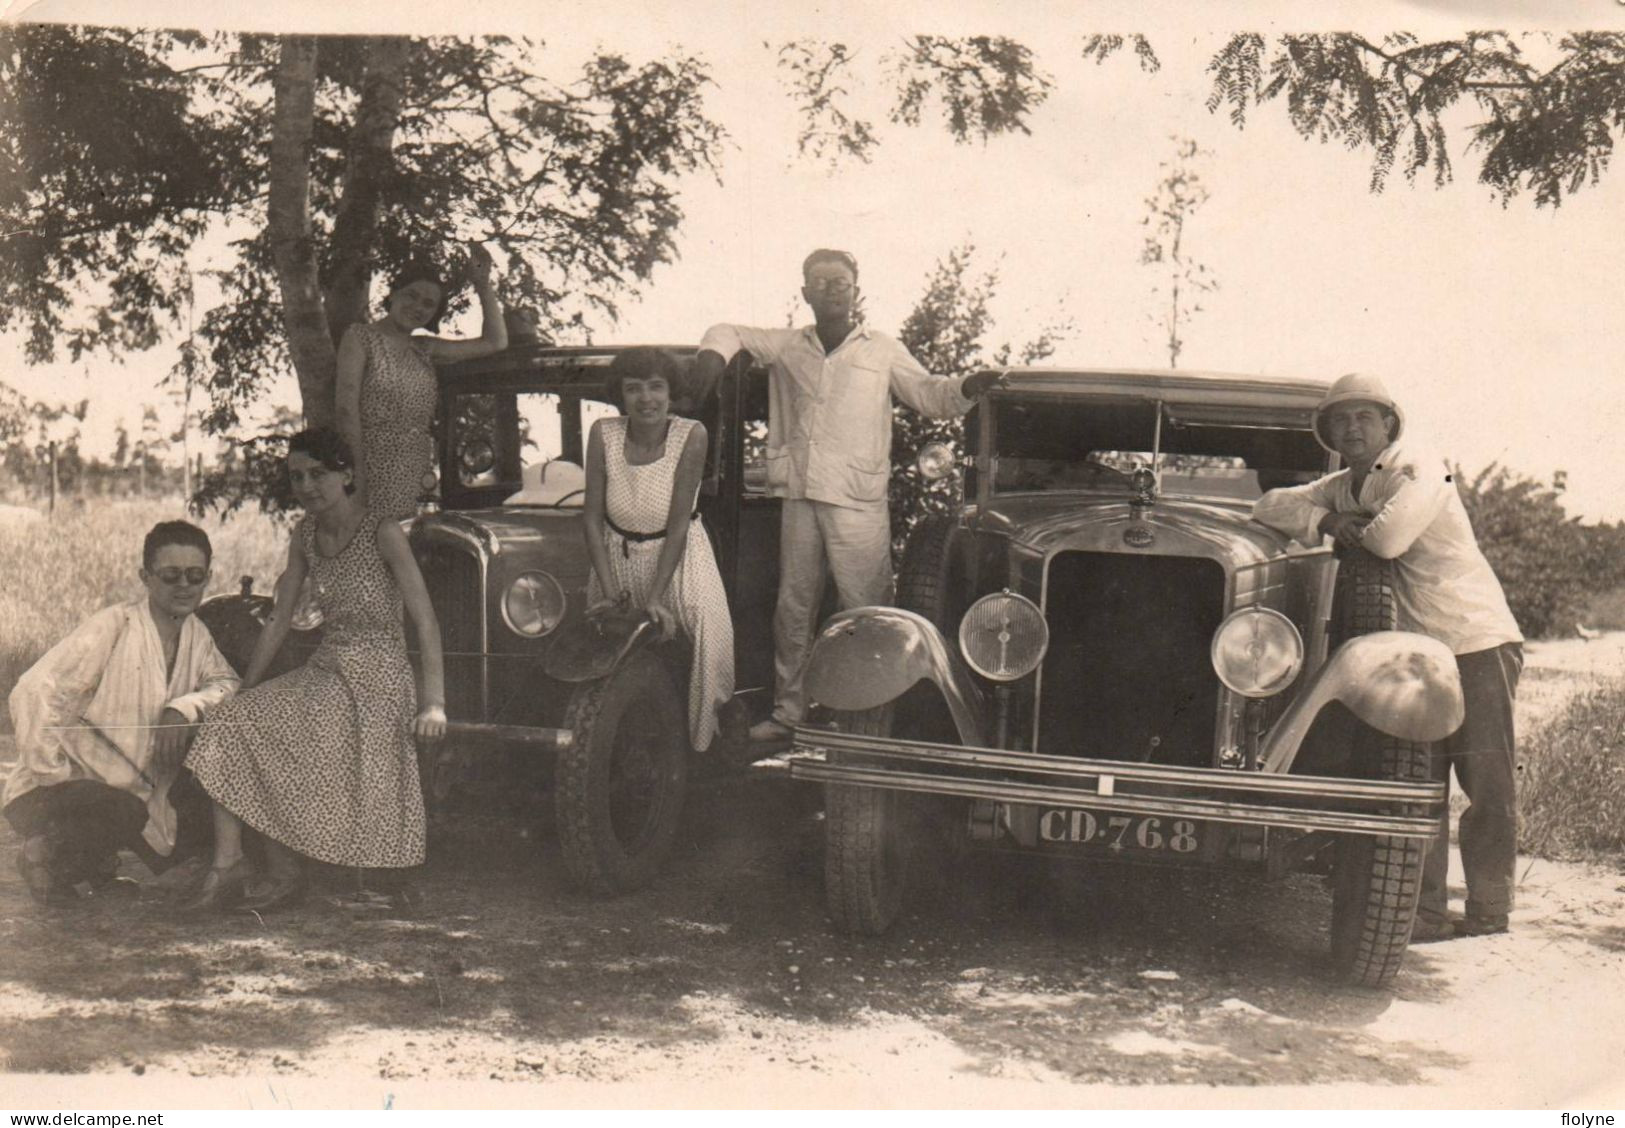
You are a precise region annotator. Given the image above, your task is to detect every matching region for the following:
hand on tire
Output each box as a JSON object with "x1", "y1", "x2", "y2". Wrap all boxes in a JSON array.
[
  {"x1": 644, "y1": 603, "x2": 678, "y2": 641},
  {"x1": 415, "y1": 704, "x2": 447, "y2": 744}
]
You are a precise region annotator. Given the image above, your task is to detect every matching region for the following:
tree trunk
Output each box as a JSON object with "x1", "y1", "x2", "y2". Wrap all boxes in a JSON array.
[
  {"x1": 323, "y1": 37, "x2": 412, "y2": 345},
  {"x1": 268, "y1": 36, "x2": 336, "y2": 428}
]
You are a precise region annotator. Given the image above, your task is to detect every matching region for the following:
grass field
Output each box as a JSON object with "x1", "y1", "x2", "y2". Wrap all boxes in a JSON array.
[
  {"x1": 0, "y1": 497, "x2": 286, "y2": 730},
  {"x1": 1519, "y1": 670, "x2": 1625, "y2": 863}
]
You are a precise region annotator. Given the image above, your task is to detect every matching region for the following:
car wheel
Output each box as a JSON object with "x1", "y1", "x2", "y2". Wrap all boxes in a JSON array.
[
  {"x1": 1326, "y1": 547, "x2": 1429, "y2": 987},
  {"x1": 896, "y1": 516, "x2": 957, "y2": 629},
  {"x1": 1330, "y1": 736, "x2": 1430, "y2": 987},
  {"x1": 824, "y1": 704, "x2": 913, "y2": 935},
  {"x1": 556, "y1": 653, "x2": 689, "y2": 895}
]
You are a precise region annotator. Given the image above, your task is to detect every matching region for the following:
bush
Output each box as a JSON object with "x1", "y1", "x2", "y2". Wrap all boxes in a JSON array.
[
  {"x1": 1456, "y1": 463, "x2": 1625, "y2": 639},
  {"x1": 1518, "y1": 674, "x2": 1625, "y2": 863},
  {"x1": 1584, "y1": 587, "x2": 1625, "y2": 632}
]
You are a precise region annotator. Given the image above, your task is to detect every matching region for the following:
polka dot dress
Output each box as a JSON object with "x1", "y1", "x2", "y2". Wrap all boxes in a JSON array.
[
  {"x1": 588, "y1": 416, "x2": 735, "y2": 750},
  {"x1": 357, "y1": 322, "x2": 438, "y2": 521},
  {"x1": 189, "y1": 511, "x2": 425, "y2": 868}
]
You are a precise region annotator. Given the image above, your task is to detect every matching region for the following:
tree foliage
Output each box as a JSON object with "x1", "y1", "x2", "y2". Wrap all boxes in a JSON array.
[
  {"x1": 1, "y1": 26, "x2": 727, "y2": 445},
  {"x1": 1455, "y1": 462, "x2": 1625, "y2": 638},
  {"x1": 1207, "y1": 32, "x2": 1625, "y2": 205},
  {"x1": 777, "y1": 36, "x2": 1056, "y2": 166},
  {"x1": 890, "y1": 243, "x2": 1072, "y2": 555}
]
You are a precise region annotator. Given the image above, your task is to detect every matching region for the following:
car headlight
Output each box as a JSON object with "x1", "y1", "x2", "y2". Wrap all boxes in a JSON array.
[
  {"x1": 1211, "y1": 607, "x2": 1303, "y2": 697},
  {"x1": 959, "y1": 591, "x2": 1049, "y2": 681},
  {"x1": 460, "y1": 440, "x2": 496, "y2": 483},
  {"x1": 502, "y1": 571, "x2": 566, "y2": 638},
  {"x1": 916, "y1": 441, "x2": 956, "y2": 481}
]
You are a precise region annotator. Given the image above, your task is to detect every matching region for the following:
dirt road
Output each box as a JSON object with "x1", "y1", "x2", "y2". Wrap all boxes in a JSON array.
[{"x1": 2, "y1": 639, "x2": 1623, "y2": 1109}]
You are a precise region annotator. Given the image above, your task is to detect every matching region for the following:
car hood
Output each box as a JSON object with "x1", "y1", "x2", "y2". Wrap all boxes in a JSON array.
[
  {"x1": 412, "y1": 507, "x2": 585, "y2": 562},
  {"x1": 975, "y1": 492, "x2": 1298, "y2": 568}
]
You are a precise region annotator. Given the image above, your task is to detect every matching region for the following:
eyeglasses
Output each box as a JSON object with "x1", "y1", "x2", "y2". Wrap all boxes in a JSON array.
[
  {"x1": 153, "y1": 567, "x2": 210, "y2": 586},
  {"x1": 807, "y1": 279, "x2": 855, "y2": 295}
]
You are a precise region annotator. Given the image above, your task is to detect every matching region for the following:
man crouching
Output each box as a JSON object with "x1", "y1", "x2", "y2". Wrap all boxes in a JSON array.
[
  {"x1": 5, "y1": 520, "x2": 240, "y2": 905},
  {"x1": 1252, "y1": 374, "x2": 1524, "y2": 941}
]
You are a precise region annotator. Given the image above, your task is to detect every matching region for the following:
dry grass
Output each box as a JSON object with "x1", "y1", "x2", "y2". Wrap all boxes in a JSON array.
[
  {"x1": 0, "y1": 497, "x2": 286, "y2": 729},
  {"x1": 1519, "y1": 673, "x2": 1625, "y2": 864}
]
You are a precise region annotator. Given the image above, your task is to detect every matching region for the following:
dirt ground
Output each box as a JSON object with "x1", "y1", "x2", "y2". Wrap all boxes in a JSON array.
[{"x1": 2, "y1": 637, "x2": 1624, "y2": 1109}]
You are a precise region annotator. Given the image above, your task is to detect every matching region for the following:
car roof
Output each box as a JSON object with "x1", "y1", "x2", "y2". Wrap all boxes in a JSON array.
[
  {"x1": 983, "y1": 367, "x2": 1330, "y2": 411},
  {"x1": 438, "y1": 343, "x2": 700, "y2": 392}
]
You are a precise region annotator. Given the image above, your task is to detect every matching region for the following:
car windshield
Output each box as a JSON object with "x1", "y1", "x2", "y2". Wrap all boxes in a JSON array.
[
  {"x1": 448, "y1": 389, "x2": 619, "y2": 506},
  {"x1": 991, "y1": 397, "x2": 1328, "y2": 501}
]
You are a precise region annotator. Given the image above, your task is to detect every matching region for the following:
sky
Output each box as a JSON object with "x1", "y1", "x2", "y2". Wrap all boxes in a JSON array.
[{"x1": 5, "y1": 0, "x2": 1624, "y2": 520}]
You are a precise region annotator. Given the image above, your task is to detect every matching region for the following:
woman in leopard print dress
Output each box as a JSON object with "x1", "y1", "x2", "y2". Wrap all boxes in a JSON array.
[
  {"x1": 184, "y1": 429, "x2": 447, "y2": 912},
  {"x1": 336, "y1": 244, "x2": 508, "y2": 521}
]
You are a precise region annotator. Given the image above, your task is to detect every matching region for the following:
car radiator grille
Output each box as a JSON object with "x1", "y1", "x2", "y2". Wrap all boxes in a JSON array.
[
  {"x1": 1036, "y1": 551, "x2": 1227, "y2": 767},
  {"x1": 418, "y1": 543, "x2": 484, "y2": 718}
]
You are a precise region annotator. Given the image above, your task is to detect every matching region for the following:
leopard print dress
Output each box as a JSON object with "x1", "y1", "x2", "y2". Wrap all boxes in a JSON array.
[
  {"x1": 356, "y1": 322, "x2": 438, "y2": 521},
  {"x1": 189, "y1": 510, "x2": 425, "y2": 867}
]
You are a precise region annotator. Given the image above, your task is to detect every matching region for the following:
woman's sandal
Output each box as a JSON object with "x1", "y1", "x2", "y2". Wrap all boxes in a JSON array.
[
  {"x1": 179, "y1": 857, "x2": 253, "y2": 913},
  {"x1": 239, "y1": 871, "x2": 308, "y2": 914}
]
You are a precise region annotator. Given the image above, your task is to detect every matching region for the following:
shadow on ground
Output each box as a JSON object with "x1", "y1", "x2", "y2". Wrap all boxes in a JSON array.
[{"x1": 0, "y1": 774, "x2": 1459, "y2": 1086}]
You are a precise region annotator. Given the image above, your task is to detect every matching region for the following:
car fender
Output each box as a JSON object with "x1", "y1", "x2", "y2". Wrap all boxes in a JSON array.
[
  {"x1": 1260, "y1": 630, "x2": 1465, "y2": 773},
  {"x1": 802, "y1": 607, "x2": 987, "y2": 745},
  {"x1": 196, "y1": 589, "x2": 326, "y2": 679},
  {"x1": 542, "y1": 609, "x2": 658, "y2": 684}
]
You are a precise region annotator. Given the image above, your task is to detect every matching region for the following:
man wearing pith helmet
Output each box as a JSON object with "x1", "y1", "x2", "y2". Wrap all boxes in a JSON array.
[{"x1": 1252, "y1": 373, "x2": 1524, "y2": 942}]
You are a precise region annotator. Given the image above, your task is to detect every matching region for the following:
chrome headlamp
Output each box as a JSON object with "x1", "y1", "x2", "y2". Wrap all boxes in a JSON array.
[
  {"x1": 502, "y1": 570, "x2": 566, "y2": 638},
  {"x1": 916, "y1": 441, "x2": 956, "y2": 481},
  {"x1": 1211, "y1": 606, "x2": 1303, "y2": 697},
  {"x1": 959, "y1": 591, "x2": 1049, "y2": 681}
]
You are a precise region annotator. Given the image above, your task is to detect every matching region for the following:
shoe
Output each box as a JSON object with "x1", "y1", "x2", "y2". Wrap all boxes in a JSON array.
[
  {"x1": 238, "y1": 873, "x2": 307, "y2": 914},
  {"x1": 1454, "y1": 913, "x2": 1509, "y2": 938},
  {"x1": 15, "y1": 839, "x2": 75, "y2": 907},
  {"x1": 179, "y1": 858, "x2": 252, "y2": 913},
  {"x1": 749, "y1": 718, "x2": 794, "y2": 744},
  {"x1": 84, "y1": 854, "x2": 139, "y2": 894},
  {"x1": 1411, "y1": 914, "x2": 1458, "y2": 944}
]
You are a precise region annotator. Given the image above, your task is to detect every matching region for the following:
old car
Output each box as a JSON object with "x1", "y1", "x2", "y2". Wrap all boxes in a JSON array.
[
  {"x1": 776, "y1": 367, "x2": 1462, "y2": 987},
  {"x1": 200, "y1": 343, "x2": 784, "y2": 895}
]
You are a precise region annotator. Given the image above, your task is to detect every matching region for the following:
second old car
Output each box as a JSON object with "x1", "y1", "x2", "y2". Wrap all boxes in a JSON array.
[
  {"x1": 777, "y1": 368, "x2": 1464, "y2": 988},
  {"x1": 201, "y1": 343, "x2": 783, "y2": 896}
]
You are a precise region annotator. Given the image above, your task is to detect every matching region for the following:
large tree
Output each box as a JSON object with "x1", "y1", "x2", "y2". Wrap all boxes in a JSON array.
[
  {"x1": 7, "y1": 26, "x2": 1624, "y2": 505},
  {"x1": 1, "y1": 27, "x2": 726, "y2": 440}
]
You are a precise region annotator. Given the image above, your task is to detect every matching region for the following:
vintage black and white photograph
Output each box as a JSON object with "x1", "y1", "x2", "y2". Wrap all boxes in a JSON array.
[{"x1": 1, "y1": 0, "x2": 1623, "y2": 1111}]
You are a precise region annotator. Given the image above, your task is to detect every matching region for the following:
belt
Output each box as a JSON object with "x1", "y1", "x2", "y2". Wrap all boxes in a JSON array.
[{"x1": 606, "y1": 512, "x2": 699, "y2": 557}]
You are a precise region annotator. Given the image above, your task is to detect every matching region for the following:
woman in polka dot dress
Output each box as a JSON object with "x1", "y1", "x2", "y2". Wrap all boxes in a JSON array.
[
  {"x1": 583, "y1": 348, "x2": 735, "y2": 751},
  {"x1": 336, "y1": 243, "x2": 507, "y2": 521},
  {"x1": 183, "y1": 429, "x2": 447, "y2": 913}
]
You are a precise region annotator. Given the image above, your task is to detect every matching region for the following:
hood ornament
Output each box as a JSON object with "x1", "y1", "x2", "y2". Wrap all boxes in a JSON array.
[{"x1": 1131, "y1": 466, "x2": 1158, "y2": 507}]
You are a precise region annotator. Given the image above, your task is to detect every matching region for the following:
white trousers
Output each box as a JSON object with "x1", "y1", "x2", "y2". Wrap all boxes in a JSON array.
[{"x1": 773, "y1": 499, "x2": 894, "y2": 725}]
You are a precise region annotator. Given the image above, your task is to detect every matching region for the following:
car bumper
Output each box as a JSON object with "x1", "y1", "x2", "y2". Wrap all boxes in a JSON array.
[{"x1": 777, "y1": 727, "x2": 1443, "y2": 839}]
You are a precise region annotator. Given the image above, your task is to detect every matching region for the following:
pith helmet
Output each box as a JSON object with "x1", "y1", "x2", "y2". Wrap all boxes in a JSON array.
[{"x1": 1313, "y1": 372, "x2": 1405, "y2": 453}]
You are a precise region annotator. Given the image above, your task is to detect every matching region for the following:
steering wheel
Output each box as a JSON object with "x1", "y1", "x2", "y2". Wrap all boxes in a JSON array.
[{"x1": 549, "y1": 488, "x2": 586, "y2": 509}]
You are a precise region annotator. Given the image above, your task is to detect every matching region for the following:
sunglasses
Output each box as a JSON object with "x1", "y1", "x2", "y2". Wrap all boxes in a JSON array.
[
  {"x1": 807, "y1": 279, "x2": 855, "y2": 295},
  {"x1": 152, "y1": 567, "x2": 210, "y2": 586}
]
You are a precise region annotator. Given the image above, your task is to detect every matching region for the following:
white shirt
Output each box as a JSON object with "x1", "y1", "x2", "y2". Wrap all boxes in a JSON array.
[
  {"x1": 699, "y1": 322, "x2": 972, "y2": 510},
  {"x1": 1251, "y1": 439, "x2": 1522, "y2": 655},
  {"x1": 5, "y1": 598, "x2": 240, "y2": 853}
]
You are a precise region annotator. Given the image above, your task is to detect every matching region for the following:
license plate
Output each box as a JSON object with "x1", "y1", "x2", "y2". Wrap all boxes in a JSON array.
[{"x1": 1037, "y1": 808, "x2": 1202, "y2": 854}]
